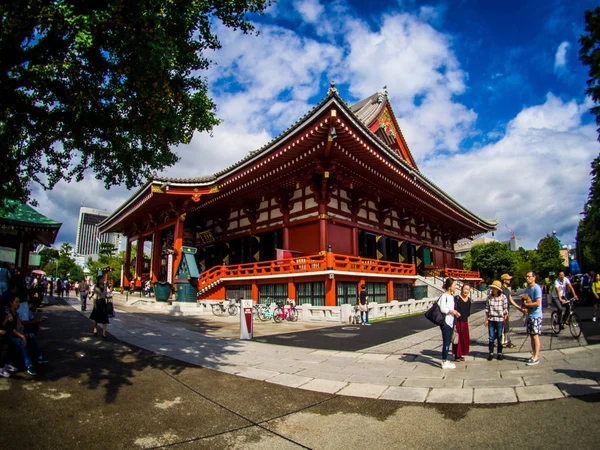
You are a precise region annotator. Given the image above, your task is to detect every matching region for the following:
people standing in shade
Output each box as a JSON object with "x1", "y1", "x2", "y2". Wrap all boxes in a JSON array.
[
  {"x1": 439, "y1": 277, "x2": 461, "y2": 369},
  {"x1": 452, "y1": 283, "x2": 471, "y2": 362},
  {"x1": 79, "y1": 278, "x2": 89, "y2": 312},
  {"x1": 552, "y1": 271, "x2": 578, "y2": 330},
  {"x1": 358, "y1": 284, "x2": 371, "y2": 326},
  {"x1": 500, "y1": 273, "x2": 521, "y2": 349},
  {"x1": 89, "y1": 277, "x2": 109, "y2": 338},
  {"x1": 591, "y1": 273, "x2": 600, "y2": 322},
  {"x1": 522, "y1": 271, "x2": 543, "y2": 366},
  {"x1": 485, "y1": 281, "x2": 509, "y2": 361},
  {"x1": 0, "y1": 263, "x2": 11, "y2": 297}
]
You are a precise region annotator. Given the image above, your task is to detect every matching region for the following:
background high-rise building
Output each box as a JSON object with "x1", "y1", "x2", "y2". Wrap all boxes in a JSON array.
[{"x1": 75, "y1": 207, "x2": 122, "y2": 257}]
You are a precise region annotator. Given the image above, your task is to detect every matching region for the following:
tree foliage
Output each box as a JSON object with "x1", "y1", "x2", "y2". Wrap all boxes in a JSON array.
[
  {"x1": 99, "y1": 242, "x2": 117, "y2": 257},
  {"x1": 580, "y1": 7, "x2": 600, "y2": 140},
  {"x1": 0, "y1": 0, "x2": 271, "y2": 205},
  {"x1": 533, "y1": 235, "x2": 564, "y2": 279},
  {"x1": 87, "y1": 252, "x2": 124, "y2": 287},
  {"x1": 469, "y1": 242, "x2": 515, "y2": 284}
]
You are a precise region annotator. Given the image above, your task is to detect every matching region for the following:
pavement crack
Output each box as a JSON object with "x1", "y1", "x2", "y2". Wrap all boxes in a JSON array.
[{"x1": 154, "y1": 368, "x2": 320, "y2": 449}]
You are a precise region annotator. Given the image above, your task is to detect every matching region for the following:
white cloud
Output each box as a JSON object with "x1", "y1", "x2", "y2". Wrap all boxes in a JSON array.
[
  {"x1": 293, "y1": 0, "x2": 324, "y2": 24},
  {"x1": 554, "y1": 41, "x2": 570, "y2": 73},
  {"x1": 421, "y1": 93, "x2": 597, "y2": 249}
]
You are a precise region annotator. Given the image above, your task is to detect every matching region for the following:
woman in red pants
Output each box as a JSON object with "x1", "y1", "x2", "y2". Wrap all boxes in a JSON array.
[{"x1": 452, "y1": 284, "x2": 472, "y2": 361}]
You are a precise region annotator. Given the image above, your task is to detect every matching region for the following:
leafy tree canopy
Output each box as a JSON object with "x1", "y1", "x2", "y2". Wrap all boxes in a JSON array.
[
  {"x1": 469, "y1": 242, "x2": 515, "y2": 284},
  {"x1": 533, "y1": 235, "x2": 564, "y2": 279},
  {"x1": 580, "y1": 6, "x2": 600, "y2": 140},
  {"x1": 1, "y1": 0, "x2": 271, "y2": 206},
  {"x1": 99, "y1": 242, "x2": 117, "y2": 257}
]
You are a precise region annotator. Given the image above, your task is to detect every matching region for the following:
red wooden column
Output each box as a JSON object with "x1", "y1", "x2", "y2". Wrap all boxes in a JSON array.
[
  {"x1": 287, "y1": 279, "x2": 296, "y2": 301},
  {"x1": 252, "y1": 280, "x2": 259, "y2": 303},
  {"x1": 351, "y1": 227, "x2": 358, "y2": 256},
  {"x1": 172, "y1": 214, "x2": 184, "y2": 283},
  {"x1": 325, "y1": 278, "x2": 336, "y2": 306},
  {"x1": 318, "y1": 202, "x2": 328, "y2": 252},
  {"x1": 124, "y1": 239, "x2": 132, "y2": 288},
  {"x1": 135, "y1": 237, "x2": 144, "y2": 288},
  {"x1": 151, "y1": 228, "x2": 161, "y2": 282},
  {"x1": 387, "y1": 280, "x2": 394, "y2": 302}
]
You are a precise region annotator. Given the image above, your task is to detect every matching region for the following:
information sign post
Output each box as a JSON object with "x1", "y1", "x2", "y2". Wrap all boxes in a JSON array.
[{"x1": 240, "y1": 299, "x2": 253, "y2": 340}]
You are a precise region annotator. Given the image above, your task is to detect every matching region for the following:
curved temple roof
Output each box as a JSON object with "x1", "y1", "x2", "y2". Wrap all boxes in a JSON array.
[{"x1": 100, "y1": 84, "x2": 497, "y2": 234}]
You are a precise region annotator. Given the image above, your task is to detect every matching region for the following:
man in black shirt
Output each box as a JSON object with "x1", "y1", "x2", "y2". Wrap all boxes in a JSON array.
[
  {"x1": 358, "y1": 284, "x2": 371, "y2": 326},
  {"x1": 501, "y1": 274, "x2": 520, "y2": 349}
]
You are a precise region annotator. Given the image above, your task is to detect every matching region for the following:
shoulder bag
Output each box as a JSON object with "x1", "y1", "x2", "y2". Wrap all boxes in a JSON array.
[{"x1": 424, "y1": 295, "x2": 445, "y2": 326}]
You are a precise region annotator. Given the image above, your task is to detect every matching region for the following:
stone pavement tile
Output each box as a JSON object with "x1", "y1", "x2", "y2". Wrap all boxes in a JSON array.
[
  {"x1": 557, "y1": 381, "x2": 600, "y2": 397},
  {"x1": 541, "y1": 349, "x2": 571, "y2": 360},
  {"x1": 465, "y1": 362, "x2": 520, "y2": 372},
  {"x1": 559, "y1": 347, "x2": 592, "y2": 356},
  {"x1": 402, "y1": 378, "x2": 463, "y2": 388},
  {"x1": 464, "y1": 378, "x2": 524, "y2": 388},
  {"x1": 444, "y1": 370, "x2": 500, "y2": 381},
  {"x1": 237, "y1": 368, "x2": 280, "y2": 381},
  {"x1": 565, "y1": 357, "x2": 600, "y2": 369},
  {"x1": 388, "y1": 367, "x2": 421, "y2": 378},
  {"x1": 357, "y1": 353, "x2": 391, "y2": 361},
  {"x1": 266, "y1": 373, "x2": 314, "y2": 388},
  {"x1": 345, "y1": 374, "x2": 404, "y2": 386},
  {"x1": 426, "y1": 388, "x2": 473, "y2": 404},
  {"x1": 254, "y1": 362, "x2": 305, "y2": 374},
  {"x1": 337, "y1": 383, "x2": 389, "y2": 399},
  {"x1": 379, "y1": 386, "x2": 430, "y2": 403},
  {"x1": 474, "y1": 388, "x2": 518, "y2": 404},
  {"x1": 300, "y1": 379, "x2": 347, "y2": 394},
  {"x1": 342, "y1": 366, "x2": 393, "y2": 378},
  {"x1": 515, "y1": 384, "x2": 565, "y2": 402},
  {"x1": 523, "y1": 373, "x2": 582, "y2": 386},
  {"x1": 295, "y1": 369, "x2": 348, "y2": 382},
  {"x1": 309, "y1": 349, "x2": 343, "y2": 356}
]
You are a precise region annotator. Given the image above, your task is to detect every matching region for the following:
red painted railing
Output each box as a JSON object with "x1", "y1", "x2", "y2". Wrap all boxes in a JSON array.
[
  {"x1": 197, "y1": 253, "x2": 416, "y2": 294},
  {"x1": 443, "y1": 268, "x2": 481, "y2": 279},
  {"x1": 332, "y1": 254, "x2": 415, "y2": 276}
]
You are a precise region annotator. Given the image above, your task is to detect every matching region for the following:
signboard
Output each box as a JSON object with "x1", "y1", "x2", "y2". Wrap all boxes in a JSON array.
[
  {"x1": 240, "y1": 299, "x2": 253, "y2": 340},
  {"x1": 167, "y1": 254, "x2": 173, "y2": 284}
]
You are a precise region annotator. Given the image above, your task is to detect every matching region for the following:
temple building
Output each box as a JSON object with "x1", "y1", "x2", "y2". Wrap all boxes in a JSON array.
[{"x1": 99, "y1": 85, "x2": 496, "y2": 305}]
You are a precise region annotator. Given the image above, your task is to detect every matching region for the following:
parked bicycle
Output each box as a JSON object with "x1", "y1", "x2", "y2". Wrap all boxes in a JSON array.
[
  {"x1": 273, "y1": 299, "x2": 298, "y2": 323},
  {"x1": 211, "y1": 298, "x2": 239, "y2": 317},
  {"x1": 551, "y1": 298, "x2": 582, "y2": 338},
  {"x1": 253, "y1": 303, "x2": 273, "y2": 321}
]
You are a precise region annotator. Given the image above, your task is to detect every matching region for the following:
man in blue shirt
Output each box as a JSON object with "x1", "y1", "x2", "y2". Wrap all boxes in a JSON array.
[{"x1": 522, "y1": 271, "x2": 542, "y2": 366}]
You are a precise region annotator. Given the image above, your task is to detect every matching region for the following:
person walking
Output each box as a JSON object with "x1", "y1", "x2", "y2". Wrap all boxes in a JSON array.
[
  {"x1": 439, "y1": 277, "x2": 461, "y2": 369},
  {"x1": 358, "y1": 284, "x2": 371, "y2": 326},
  {"x1": 485, "y1": 280, "x2": 509, "y2": 361},
  {"x1": 79, "y1": 279, "x2": 89, "y2": 312},
  {"x1": 522, "y1": 271, "x2": 542, "y2": 366},
  {"x1": 89, "y1": 277, "x2": 109, "y2": 338},
  {"x1": 452, "y1": 283, "x2": 471, "y2": 362},
  {"x1": 500, "y1": 274, "x2": 520, "y2": 349},
  {"x1": 591, "y1": 273, "x2": 600, "y2": 322},
  {"x1": 552, "y1": 271, "x2": 578, "y2": 330}
]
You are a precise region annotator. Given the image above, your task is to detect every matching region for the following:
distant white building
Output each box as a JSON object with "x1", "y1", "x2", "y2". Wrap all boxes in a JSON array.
[
  {"x1": 506, "y1": 236, "x2": 522, "y2": 251},
  {"x1": 454, "y1": 236, "x2": 498, "y2": 259},
  {"x1": 75, "y1": 207, "x2": 122, "y2": 257}
]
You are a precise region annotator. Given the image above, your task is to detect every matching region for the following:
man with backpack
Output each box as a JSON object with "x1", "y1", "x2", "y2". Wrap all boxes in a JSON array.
[{"x1": 79, "y1": 278, "x2": 89, "y2": 311}]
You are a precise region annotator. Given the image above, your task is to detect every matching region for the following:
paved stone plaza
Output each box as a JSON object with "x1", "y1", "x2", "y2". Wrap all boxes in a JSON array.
[{"x1": 63, "y1": 296, "x2": 600, "y2": 405}]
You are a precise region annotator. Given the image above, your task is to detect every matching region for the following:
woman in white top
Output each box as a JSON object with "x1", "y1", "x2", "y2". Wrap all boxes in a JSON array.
[{"x1": 439, "y1": 278, "x2": 461, "y2": 369}]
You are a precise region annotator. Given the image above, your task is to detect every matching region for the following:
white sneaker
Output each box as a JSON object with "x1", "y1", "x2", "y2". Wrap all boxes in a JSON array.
[
  {"x1": 593, "y1": 317, "x2": 597, "y2": 323},
  {"x1": 441, "y1": 361, "x2": 456, "y2": 370}
]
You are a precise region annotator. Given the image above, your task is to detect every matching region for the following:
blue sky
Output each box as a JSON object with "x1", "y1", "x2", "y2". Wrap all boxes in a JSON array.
[{"x1": 34, "y1": 0, "x2": 600, "y2": 252}]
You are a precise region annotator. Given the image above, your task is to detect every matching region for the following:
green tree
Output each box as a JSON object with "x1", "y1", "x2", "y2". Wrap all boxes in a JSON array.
[
  {"x1": 1, "y1": 0, "x2": 271, "y2": 205},
  {"x1": 469, "y1": 242, "x2": 516, "y2": 284},
  {"x1": 462, "y1": 252, "x2": 472, "y2": 271},
  {"x1": 57, "y1": 242, "x2": 77, "y2": 278},
  {"x1": 580, "y1": 7, "x2": 600, "y2": 141},
  {"x1": 87, "y1": 253, "x2": 125, "y2": 288},
  {"x1": 99, "y1": 242, "x2": 117, "y2": 257},
  {"x1": 38, "y1": 247, "x2": 59, "y2": 269},
  {"x1": 533, "y1": 236, "x2": 564, "y2": 279}
]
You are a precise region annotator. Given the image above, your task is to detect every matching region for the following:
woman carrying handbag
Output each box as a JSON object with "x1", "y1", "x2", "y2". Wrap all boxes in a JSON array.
[
  {"x1": 438, "y1": 278, "x2": 461, "y2": 370},
  {"x1": 452, "y1": 284, "x2": 472, "y2": 362},
  {"x1": 89, "y1": 276, "x2": 109, "y2": 339}
]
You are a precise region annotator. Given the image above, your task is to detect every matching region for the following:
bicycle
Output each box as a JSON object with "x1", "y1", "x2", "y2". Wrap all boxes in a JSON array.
[
  {"x1": 550, "y1": 298, "x2": 582, "y2": 338},
  {"x1": 272, "y1": 299, "x2": 298, "y2": 323},
  {"x1": 252, "y1": 303, "x2": 273, "y2": 321},
  {"x1": 211, "y1": 299, "x2": 239, "y2": 317}
]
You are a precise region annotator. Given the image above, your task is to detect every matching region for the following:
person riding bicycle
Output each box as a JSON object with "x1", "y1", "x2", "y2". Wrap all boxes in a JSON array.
[{"x1": 551, "y1": 271, "x2": 578, "y2": 330}]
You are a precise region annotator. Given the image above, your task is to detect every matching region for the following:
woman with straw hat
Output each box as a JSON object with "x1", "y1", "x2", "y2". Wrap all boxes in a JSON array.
[{"x1": 485, "y1": 280, "x2": 509, "y2": 361}]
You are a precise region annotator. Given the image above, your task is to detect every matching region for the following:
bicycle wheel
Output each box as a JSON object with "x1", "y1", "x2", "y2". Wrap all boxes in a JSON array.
[
  {"x1": 211, "y1": 304, "x2": 224, "y2": 316},
  {"x1": 288, "y1": 308, "x2": 299, "y2": 322},
  {"x1": 228, "y1": 304, "x2": 239, "y2": 316},
  {"x1": 273, "y1": 307, "x2": 283, "y2": 323},
  {"x1": 550, "y1": 311, "x2": 560, "y2": 334},
  {"x1": 258, "y1": 307, "x2": 269, "y2": 322},
  {"x1": 569, "y1": 313, "x2": 582, "y2": 338}
]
